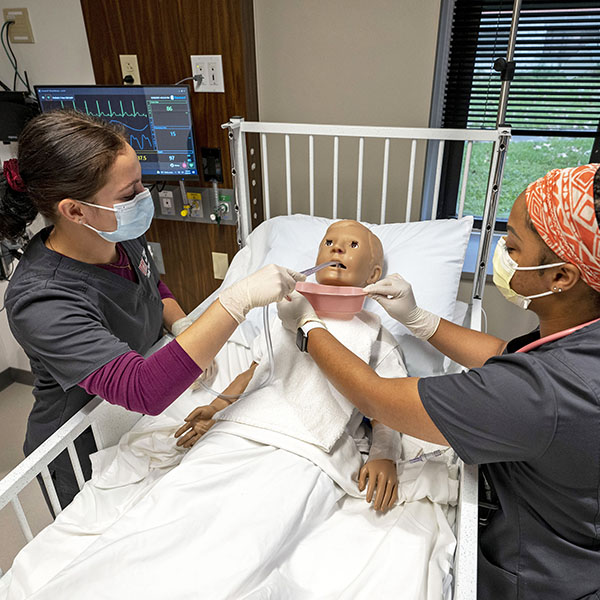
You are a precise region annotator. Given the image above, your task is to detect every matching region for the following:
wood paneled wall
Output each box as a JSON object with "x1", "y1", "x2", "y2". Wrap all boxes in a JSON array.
[{"x1": 80, "y1": 0, "x2": 259, "y2": 313}]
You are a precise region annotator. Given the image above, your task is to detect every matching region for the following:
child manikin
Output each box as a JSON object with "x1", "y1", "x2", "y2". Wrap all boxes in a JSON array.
[{"x1": 176, "y1": 220, "x2": 405, "y2": 512}]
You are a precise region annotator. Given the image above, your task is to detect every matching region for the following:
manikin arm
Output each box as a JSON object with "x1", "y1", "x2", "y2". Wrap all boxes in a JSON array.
[
  {"x1": 175, "y1": 362, "x2": 258, "y2": 447},
  {"x1": 358, "y1": 420, "x2": 400, "y2": 512}
]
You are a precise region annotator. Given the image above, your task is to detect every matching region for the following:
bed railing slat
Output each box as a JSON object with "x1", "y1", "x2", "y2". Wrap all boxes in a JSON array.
[
  {"x1": 67, "y1": 442, "x2": 86, "y2": 491},
  {"x1": 285, "y1": 134, "x2": 292, "y2": 215},
  {"x1": 457, "y1": 141, "x2": 473, "y2": 219},
  {"x1": 356, "y1": 137, "x2": 364, "y2": 221},
  {"x1": 11, "y1": 496, "x2": 34, "y2": 542},
  {"x1": 309, "y1": 135, "x2": 315, "y2": 216},
  {"x1": 90, "y1": 421, "x2": 103, "y2": 451},
  {"x1": 41, "y1": 466, "x2": 62, "y2": 516},
  {"x1": 380, "y1": 138, "x2": 390, "y2": 224},
  {"x1": 405, "y1": 139, "x2": 417, "y2": 223},
  {"x1": 332, "y1": 136, "x2": 339, "y2": 219},
  {"x1": 261, "y1": 133, "x2": 271, "y2": 220},
  {"x1": 431, "y1": 140, "x2": 445, "y2": 220}
]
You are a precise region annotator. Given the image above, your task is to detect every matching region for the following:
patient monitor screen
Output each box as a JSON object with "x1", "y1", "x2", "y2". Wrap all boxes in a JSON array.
[{"x1": 35, "y1": 85, "x2": 199, "y2": 180}]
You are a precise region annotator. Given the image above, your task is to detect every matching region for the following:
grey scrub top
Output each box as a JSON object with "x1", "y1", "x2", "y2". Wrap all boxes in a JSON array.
[
  {"x1": 4, "y1": 227, "x2": 164, "y2": 454},
  {"x1": 419, "y1": 320, "x2": 600, "y2": 600}
]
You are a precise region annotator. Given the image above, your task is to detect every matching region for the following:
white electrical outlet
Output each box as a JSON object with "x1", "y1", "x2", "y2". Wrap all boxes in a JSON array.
[
  {"x1": 119, "y1": 54, "x2": 141, "y2": 85},
  {"x1": 158, "y1": 190, "x2": 175, "y2": 216},
  {"x1": 2, "y1": 8, "x2": 34, "y2": 43},
  {"x1": 190, "y1": 55, "x2": 225, "y2": 93}
]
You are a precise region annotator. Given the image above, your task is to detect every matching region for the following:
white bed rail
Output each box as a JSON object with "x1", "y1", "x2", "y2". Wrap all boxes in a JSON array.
[
  {"x1": 224, "y1": 118, "x2": 510, "y2": 312},
  {"x1": 0, "y1": 397, "x2": 140, "y2": 575}
]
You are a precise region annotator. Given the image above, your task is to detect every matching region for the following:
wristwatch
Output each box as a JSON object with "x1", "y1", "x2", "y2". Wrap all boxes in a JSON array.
[{"x1": 296, "y1": 321, "x2": 327, "y2": 352}]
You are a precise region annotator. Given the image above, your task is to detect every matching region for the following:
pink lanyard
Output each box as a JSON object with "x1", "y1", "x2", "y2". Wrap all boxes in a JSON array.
[{"x1": 516, "y1": 318, "x2": 600, "y2": 353}]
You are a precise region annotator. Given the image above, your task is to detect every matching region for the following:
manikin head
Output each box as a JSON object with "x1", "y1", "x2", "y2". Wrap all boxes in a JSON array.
[{"x1": 315, "y1": 220, "x2": 383, "y2": 287}]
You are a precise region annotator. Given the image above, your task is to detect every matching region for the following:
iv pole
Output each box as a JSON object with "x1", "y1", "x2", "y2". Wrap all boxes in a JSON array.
[{"x1": 472, "y1": 0, "x2": 522, "y2": 303}]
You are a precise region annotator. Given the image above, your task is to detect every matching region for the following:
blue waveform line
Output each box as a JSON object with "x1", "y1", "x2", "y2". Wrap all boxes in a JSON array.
[
  {"x1": 129, "y1": 134, "x2": 154, "y2": 150},
  {"x1": 108, "y1": 119, "x2": 149, "y2": 132}
]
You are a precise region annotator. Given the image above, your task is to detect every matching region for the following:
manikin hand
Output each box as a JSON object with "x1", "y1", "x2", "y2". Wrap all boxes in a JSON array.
[
  {"x1": 175, "y1": 363, "x2": 259, "y2": 448},
  {"x1": 219, "y1": 264, "x2": 306, "y2": 324},
  {"x1": 174, "y1": 400, "x2": 227, "y2": 448},
  {"x1": 358, "y1": 459, "x2": 399, "y2": 512},
  {"x1": 364, "y1": 274, "x2": 440, "y2": 340},
  {"x1": 277, "y1": 290, "x2": 321, "y2": 332}
]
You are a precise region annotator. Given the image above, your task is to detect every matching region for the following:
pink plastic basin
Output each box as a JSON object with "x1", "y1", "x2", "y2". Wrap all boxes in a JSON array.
[{"x1": 295, "y1": 281, "x2": 367, "y2": 319}]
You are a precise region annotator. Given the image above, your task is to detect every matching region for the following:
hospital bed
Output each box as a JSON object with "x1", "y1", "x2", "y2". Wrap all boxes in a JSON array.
[{"x1": 0, "y1": 119, "x2": 511, "y2": 599}]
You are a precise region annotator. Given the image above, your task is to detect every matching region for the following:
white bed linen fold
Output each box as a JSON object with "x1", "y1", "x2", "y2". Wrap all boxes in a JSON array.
[
  {"x1": 3, "y1": 425, "x2": 456, "y2": 600},
  {"x1": 0, "y1": 334, "x2": 457, "y2": 600}
]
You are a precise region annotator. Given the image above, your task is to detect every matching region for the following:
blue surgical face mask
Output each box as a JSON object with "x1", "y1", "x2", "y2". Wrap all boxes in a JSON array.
[{"x1": 79, "y1": 188, "x2": 154, "y2": 243}]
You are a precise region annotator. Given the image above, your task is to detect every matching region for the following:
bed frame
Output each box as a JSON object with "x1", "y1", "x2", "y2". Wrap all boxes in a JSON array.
[{"x1": 0, "y1": 120, "x2": 511, "y2": 599}]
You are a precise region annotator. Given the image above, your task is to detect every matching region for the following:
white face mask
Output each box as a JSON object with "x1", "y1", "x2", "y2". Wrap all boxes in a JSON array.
[{"x1": 492, "y1": 237, "x2": 566, "y2": 309}]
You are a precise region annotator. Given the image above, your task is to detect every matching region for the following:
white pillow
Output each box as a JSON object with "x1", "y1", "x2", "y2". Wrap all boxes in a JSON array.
[{"x1": 213, "y1": 214, "x2": 473, "y2": 376}]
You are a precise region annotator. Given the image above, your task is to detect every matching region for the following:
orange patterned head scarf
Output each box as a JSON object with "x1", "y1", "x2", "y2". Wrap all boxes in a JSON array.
[{"x1": 525, "y1": 164, "x2": 600, "y2": 293}]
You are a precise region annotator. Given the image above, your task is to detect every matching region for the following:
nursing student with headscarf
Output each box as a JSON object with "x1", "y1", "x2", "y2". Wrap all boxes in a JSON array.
[{"x1": 278, "y1": 164, "x2": 600, "y2": 600}]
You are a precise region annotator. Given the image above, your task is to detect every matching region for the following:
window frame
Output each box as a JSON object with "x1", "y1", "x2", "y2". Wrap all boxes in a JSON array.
[{"x1": 426, "y1": 0, "x2": 600, "y2": 235}]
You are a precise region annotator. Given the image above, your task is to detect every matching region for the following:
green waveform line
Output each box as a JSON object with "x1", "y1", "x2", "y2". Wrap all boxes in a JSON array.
[{"x1": 58, "y1": 99, "x2": 147, "y2": 118}]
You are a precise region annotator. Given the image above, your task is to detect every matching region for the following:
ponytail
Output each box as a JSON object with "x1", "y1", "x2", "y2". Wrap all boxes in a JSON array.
[{"x1": 0, "y1": 164, "x2": 37, "y2": 242}]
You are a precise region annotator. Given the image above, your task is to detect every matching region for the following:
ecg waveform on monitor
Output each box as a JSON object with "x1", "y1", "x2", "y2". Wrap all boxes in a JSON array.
[
  {"x1": 61, "y1": 98, "x2": 148, "y2": 119},
  {"x1": 58, "y1": 98, "x2": 155, "y2": 150}
]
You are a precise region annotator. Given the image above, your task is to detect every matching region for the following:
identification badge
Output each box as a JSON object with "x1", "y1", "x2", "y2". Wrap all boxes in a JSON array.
[{"x1": 138, "y1": 248, "x2": 152, "y2": 278}]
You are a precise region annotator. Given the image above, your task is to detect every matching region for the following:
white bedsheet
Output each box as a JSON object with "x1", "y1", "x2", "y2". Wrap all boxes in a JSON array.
[{"x1": 0, "y1": 339, "x2": 458, "y2": 600}]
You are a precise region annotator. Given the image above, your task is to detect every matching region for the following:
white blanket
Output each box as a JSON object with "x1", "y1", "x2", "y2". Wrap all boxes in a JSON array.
[
  {"x1": 0, "y1": 338, "x2": 457, "y2": 600},
  {"x1": 1, "y1": 423, "x2": 456, "y2": 600}
]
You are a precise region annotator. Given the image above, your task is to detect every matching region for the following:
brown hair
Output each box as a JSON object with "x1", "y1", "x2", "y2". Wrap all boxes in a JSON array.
[{"x1": 0, "y1": 110, "x2": 126, "y2": 241}]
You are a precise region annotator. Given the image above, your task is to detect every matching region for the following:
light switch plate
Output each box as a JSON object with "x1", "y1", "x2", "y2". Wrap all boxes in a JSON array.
[
  {"x1": 212, "y1": 252, "x2": 229, "y2": 280},
  {"x1": 190, "y1": 55, "x2": 225, "y2": 93},
  {"x1": 3, "y1": 8, "x2": 34, "y2": 43},
  {"x1": 119, "y1": 54, "x2": 141, "y2": 85}
]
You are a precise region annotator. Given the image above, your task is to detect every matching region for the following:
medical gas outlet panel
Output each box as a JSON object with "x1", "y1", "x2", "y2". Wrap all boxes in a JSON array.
[{"x1": 152, "y1": 185, "x2": 236, "y2": 226}]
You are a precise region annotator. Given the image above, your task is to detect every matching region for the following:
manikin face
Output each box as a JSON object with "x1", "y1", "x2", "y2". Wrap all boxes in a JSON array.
[{"x1": 315, "y1": 221, "x2": 382, "y2": 287}]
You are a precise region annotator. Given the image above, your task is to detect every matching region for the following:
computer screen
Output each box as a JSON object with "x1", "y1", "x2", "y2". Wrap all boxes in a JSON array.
[{"x1": 35, "y1": 85, "x2": 199, "y2": 180}]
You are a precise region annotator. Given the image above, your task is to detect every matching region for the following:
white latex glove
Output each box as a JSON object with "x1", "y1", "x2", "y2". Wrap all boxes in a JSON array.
[
  {"x1": 277, "y1": 290, "x2": 324, "y2": 332},
  {"x1": 368, "y1": 422, "x2": 402, "y2": 463},
  {"x1": 170, "y1": 315, "x2": 218, "y2": 384},
  {"x1": 364, "y1": 274, "x2": 440, "y2": 340},
  {"x1": 170, "y1": 315, "x2": 195, "y2": 337},
  {"x1": 219, "y1": 264, "x2": 306, "y2": 324}
]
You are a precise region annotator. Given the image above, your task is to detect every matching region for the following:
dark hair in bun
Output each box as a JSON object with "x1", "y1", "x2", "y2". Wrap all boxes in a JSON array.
[{"x1": 0, "y1": 110, "x2": 126, "y2": 242}]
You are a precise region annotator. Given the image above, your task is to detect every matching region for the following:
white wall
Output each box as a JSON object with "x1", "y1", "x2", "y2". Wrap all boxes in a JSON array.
[
  {"x1": 0, "y1": 0, "x2": 95, "y2": 371},
  {"x1": 254, "y1": 0, "x2": 440, "y2": 127},
  {"x1": 0, "y1": 0, "x2": 95, "y2": 87}
]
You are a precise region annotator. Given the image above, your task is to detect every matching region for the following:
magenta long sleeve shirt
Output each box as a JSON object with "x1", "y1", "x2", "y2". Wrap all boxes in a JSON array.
[{"x1": 78, "y1": 244, "x2": 200, "y2": 414}]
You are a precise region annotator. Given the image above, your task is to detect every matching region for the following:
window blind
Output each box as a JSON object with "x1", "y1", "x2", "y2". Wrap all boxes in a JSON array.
[{"x1": 443, "y1": 0, "x2": 600, "y2": 136}]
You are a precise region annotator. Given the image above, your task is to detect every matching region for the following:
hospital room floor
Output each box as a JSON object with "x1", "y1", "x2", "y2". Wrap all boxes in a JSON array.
[{"x1": 0, "y1": 383, "x2": 52, "y2": 574}]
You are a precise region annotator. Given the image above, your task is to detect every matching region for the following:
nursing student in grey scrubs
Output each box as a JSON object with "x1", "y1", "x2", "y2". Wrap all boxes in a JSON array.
[
  {"x1": 279, "y1": 163, "x2": 600, "y2": 599},
  {"x1": 0, "y1": 111, "x2": 303, "y2": 510}
]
